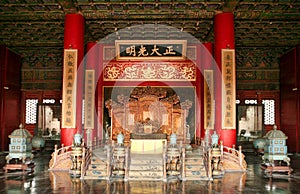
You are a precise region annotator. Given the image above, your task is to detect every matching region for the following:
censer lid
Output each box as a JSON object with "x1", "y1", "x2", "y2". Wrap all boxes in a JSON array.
[
  {"x1": 9, "y1": 124, "x2": 32, "y2": 138},
  {"x1": 264, "y1": 125, "x2": 287, "y2": 140}
]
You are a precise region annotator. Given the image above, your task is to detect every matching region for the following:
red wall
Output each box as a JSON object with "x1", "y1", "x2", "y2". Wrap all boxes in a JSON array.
[
  {"x1": 0, "y1": 46, "x2": 21, "y2": 151},
  {"x1": 280, "y1": 47, "x2": 300, "y2": 153}
]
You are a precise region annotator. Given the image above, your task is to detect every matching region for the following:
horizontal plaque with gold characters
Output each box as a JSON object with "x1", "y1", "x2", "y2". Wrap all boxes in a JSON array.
[{"x1": 115, "y1": 40, "x2": 187, "y2": 61}]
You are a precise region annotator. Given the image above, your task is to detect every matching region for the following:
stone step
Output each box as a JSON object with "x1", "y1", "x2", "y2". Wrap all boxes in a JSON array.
[
  {"x1": 185, "y1": 170, "x2": 207, "y2": 177},
  {"x1": 130, "y1": 160, "x2": 163, "y2": 165},
  {"x1": 86, "y1": 169, "x2": 107, "y2": 177},
  {"x1": 88, "y1": 164, "x2": 107, "y2": 170},
  {"x1": 184, "y1": 158, "x2": 204, "y2": 165},
  {"x1": 185, "y1": 154, "x2": 204, "y2": 159},
  {"x1": 92, "y1": 151, "x2": 109, "y2": 159},
  {"x1": 130, "y1": 154, "x2": 163, "y2": 160},
  {"x1": 130, "y1": 157, "x2": 163, "y2": 165},
  {"x1": 185, "y1": 164, "x2": 206, "y2": 171},
  {"x1": 129, "y1": 164, "x2": 163, "y2": 171},
  {"x1": 91, "y1": 157, "x2": 107, "y2": 165},
  {"x1": 128, "y1": 176, "x2": 164, "y2": 181},
  {"x1": 128, "y1": 170, "x2": 163, "y2": 177},
  {"x1": 83, "y1": 175, "x2": 108, "y2": 180}
]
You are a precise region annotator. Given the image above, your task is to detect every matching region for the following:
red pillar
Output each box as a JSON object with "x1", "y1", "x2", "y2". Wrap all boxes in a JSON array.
[
  {"x1": 201, "y1": 42, "x2": 213, "y2": 140},
  {"x1": 61, "y1": 13, "x2": 85, "y2": 146},
  {"x1": 97, "y1": 44, "x2": 104, "y2": 142},
  {"x1": 86, "y1": 42, "x2": 98, "y2": 143},
  {"x1": 214, "y1": 12, "x2": 236, "y2": 147}
]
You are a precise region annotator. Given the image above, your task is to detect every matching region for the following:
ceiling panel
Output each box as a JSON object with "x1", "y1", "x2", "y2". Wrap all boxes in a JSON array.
[{"x1": 0, "y1": 0, "x2": 299, "y2": 64}]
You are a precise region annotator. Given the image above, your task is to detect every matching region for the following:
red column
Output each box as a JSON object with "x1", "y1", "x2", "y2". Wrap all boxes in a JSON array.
[
  {"x1": 61, "y1": 13, "x2": 85, "y2": 146},
  {"x1": 201, "y1": 42, "x2": 213, "y2": 140},
  {"x1": 86, "y1": 42, "x2": 98, "y2": 143},
  {"x1": 214, "y1": 12, "x2": 236, "y2": 147},
  {"x1": 97, "y1": 44, "x2": 104, "y2": 142}
]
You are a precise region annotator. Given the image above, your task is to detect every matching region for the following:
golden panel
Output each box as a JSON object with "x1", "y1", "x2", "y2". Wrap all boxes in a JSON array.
[
  {"x1": 84, "y1": 70, "x2": 95, "y2": 129},
  {"x1": 103, "y1": 62, "x2": 196, "y2": 81},
  {"x1": 222, "y1": 49, "x2": 236, "y2": 129},
  {"x1": 62, "y1": 49, "x2": 77, "y2": 128},
  {"x1": 204, "y1": 70, "x2": 214, "y2": 130}
]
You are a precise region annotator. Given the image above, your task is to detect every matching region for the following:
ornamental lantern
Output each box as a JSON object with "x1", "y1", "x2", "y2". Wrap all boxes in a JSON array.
[
  {"x1": 6, "y1": 124, "x2": 34, "y2": 164},
  {"x1": 262, "y1": 125, "x2": 290, "y2": 165}
]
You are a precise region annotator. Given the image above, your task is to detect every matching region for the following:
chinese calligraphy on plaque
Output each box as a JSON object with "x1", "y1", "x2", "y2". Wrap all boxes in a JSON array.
[
  {"x1": 222, "y1": 49, "x2": 236, "y2": 129},
  {"x1": 204, "y1": 70, "x2": 214, "y2": 130},
  {"x1": 115, "y1": 40, "x2": 186, "y2": 60},
  {"x1": 62, "y1": 49, "x2": 77, "y2": 128},
  {"x1": 84, "y1": 70, "x2": 95, "y2": 129}
]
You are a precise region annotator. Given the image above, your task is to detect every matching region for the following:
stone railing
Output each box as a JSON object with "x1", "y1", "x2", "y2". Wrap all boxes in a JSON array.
[
  {"x1": 180, "y1": 147, "x2": 186, "y2": 180},
  {"x1": 124, "y1": 146, "x2": 130, "y2": 181},
  {"x1": 80, "y1": 146, "x2": 92, "y2": 179},
  {"x1": 221, "y1": 144, "x2": 247, "y2": 172},
  {"x1": 48, "y1": 144, "x2": 73, "y2": 171},
  {"x1": 204, "y1": 146, "x2": 213, "y2": 179}
]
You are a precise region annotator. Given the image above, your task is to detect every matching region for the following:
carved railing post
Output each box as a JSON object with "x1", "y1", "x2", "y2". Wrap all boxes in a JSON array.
[
  {"x1": 220, "y1": 141, "x2": 224, "y2": 159},
  {"x1": 238, "y1": 145, "x2": 243, "y2": 167},
  {"x1": 181, "y1": 147, "x2": 186, "y2": 181},
  {"x1": 80, "y1": 147, "x2": 86, "y2": 179},
  {"x1": 207, "y1": 148, "x2": 212, "y2": 180},
  {"x1": 107, "y1": 145, "x2": 111, "y2": 180},
  {"x1": 53, "y1": 144, "x2": 58, "y2": 166},
  {"x1": 163, "y1": 141, "x2": 167, "y2": 181},
  {"x1": 124, "y1": 146, "x2": 129, "y2": 181}
]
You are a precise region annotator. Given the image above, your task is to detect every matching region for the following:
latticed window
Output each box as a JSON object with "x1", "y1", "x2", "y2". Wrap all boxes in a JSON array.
[
  {"x1": 25, "y1": 99, "x2": 38, "y2": 124},
  {"x1": 245, "y1": 99, "x2": 257, "y2": 104},
  {"x1": 262, "y1": 99, "x2": 275, "y2": 125},
  {"x1": 42, "y1": 99, "x2": 55, "y2": 104}
]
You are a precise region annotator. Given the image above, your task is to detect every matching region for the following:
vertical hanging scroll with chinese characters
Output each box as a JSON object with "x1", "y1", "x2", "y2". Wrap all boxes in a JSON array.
[
  {"x1": 84, "y1": 70, "x2": 95, "y2": 129},
  {"x1": 204, "y1": 70, "x2": 214, "y2": 130},
  {"x1": 62, "y1": 49, "x2": 77, "y2": 128},
  {"x1": 222, "y1": 49, "x2": 236, "y2": 129}
]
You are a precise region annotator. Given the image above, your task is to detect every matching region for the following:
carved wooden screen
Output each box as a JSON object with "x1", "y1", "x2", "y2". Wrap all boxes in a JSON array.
[{"x1": 105, "y1": 87, "x2": 192, "y2": 143}]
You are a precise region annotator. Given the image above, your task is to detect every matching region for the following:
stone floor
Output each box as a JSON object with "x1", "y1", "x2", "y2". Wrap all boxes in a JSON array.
[{"x1": 1, "y1": 151, "x2": 300, "y2": 194}]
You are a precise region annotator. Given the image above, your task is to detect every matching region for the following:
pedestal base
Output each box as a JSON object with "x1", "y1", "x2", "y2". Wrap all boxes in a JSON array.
[
  {"x1": 3, "y1": 163, "x2": 35, "y2": 173},
  {"x1": 261, "y1": 164, "x2": 293, "y2": 177},
  {"x1": 131, "y1": 139, "x2": 167, "y2": 154}
]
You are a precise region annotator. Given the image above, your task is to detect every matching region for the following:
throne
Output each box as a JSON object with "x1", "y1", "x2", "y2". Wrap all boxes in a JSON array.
[{"x1": 105, "y1": 87, "x2": 193, "y2": 147}]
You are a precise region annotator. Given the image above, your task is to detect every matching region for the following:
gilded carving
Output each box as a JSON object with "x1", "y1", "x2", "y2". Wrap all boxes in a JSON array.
[
  {"x1": 105, "y1": 87, "x2": 193, "y2": 143},
  {"x1": 104, "y1": 62, "x2": 195, "y2": 81}
]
